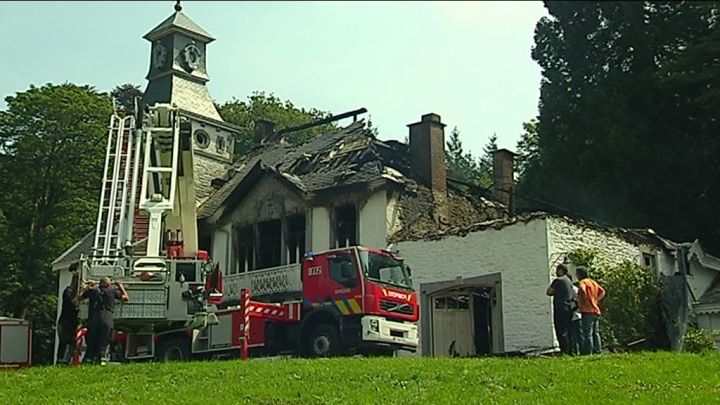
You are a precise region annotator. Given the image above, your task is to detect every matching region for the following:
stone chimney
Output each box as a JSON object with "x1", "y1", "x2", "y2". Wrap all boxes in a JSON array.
[
  {"x1": 492, "y1": 148, "x2": 516, "y2": 211},
  {"x1": 253, "y1": 119, "x2": 275, "y2": 145},
  {"x1": 408, "y1": 113, "x2": 447, "y2": 194}
]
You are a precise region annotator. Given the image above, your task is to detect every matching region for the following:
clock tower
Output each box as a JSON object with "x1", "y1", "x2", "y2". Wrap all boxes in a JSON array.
[
  {"x1": 143, "y1": 2, "x2": 220, "y2": 121},
  {"x1": 141, "y1": 2, "x2": 237, "y2": 202}
]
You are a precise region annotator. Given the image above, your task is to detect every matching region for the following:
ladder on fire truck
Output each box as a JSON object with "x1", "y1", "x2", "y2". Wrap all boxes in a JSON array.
[
  {"x1": 90, "y1": 103, "x2": 181, "y2": 275},
  {"x1": 134, "y1": 104, "x2": 181, "y2": 273},
  {"x1": 92, "y1": 113, "x2": 140, "y2": 267}
]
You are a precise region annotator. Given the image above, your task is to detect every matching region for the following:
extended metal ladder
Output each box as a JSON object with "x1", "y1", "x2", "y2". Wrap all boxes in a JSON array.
[
  {"x1": 137, "y1": 104, "x2": 181, "y2": 261},
  {"x1": 92, "y1": 114, "x2": 138, "y2": 264}
]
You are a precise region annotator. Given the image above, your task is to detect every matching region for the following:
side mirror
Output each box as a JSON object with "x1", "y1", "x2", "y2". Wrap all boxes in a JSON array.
[{"x1": 406, "y1": 265, "x2": 412, "y2": 277}]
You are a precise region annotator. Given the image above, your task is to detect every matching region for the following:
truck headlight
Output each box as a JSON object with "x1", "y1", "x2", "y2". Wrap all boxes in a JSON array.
[{"x1": 369, "y1": 319, "x2": 379, "y2": 333}]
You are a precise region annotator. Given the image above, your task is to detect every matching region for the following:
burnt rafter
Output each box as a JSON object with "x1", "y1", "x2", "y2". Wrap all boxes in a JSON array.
[{"x1": 276, "y1": 108, "x2": 368, "y2": 136}]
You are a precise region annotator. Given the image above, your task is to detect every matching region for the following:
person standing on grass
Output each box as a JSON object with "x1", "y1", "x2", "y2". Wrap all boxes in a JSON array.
[
  {"x1": 576, "y1": 266, "x2": 605, "y2": 355},
  {"x1": 56, "y1": 272, "x2": 79, "y2": 365},
  {"x1": 567, "y1": 273, "x2": 582, "y2": 356},
  {"x1": 81, "y1": 277, "x2": 129, "y2": 364},
  {"x1": 546, "y1": 263, "x2": 574, "y2": 355}
]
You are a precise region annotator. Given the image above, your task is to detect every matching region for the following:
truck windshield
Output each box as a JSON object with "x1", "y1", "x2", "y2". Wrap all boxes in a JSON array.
[{"x1": 359, "y1": 251, "x2": 412, "y2": 289}]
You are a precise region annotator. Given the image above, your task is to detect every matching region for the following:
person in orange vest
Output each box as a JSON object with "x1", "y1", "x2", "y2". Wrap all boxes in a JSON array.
[{"x1": 576, "y1": 266, "x2": 606, "y2": 355}]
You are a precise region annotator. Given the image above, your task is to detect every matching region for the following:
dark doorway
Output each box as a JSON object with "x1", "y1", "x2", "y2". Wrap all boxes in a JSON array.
[
  {"x1": 472, "y1": 287, "x2": 493, "y2": 355},
  {"x1": 234, "y1": 224, "x2": 254, "y2": 274},
  {"x1": 257, "y1": 219, "x2": 281, "y2": 269},
  {"x1": 334, "y1": 205, "x2": 357, "y2": 248},
  {"x1": 286, "y1": 215, "x2": 306, "y2": 264}
]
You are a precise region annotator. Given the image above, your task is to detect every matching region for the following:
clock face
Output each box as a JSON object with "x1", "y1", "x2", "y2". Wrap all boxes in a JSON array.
[
  {"x1": 183, "y1": 44, "x2": 202, "y2": 71},
  {"x1": 153, "y1": 43, "x2": 167, "y2": 69}
]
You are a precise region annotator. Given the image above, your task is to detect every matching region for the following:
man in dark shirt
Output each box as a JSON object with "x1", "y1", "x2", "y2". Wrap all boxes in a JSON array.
[
  {"x1": 56, "y1": 272, "x2": 79, "y2": 365},
  {"x1": 81, "y1": 277, "x2": 129, "y2": 365},
  {"x1": 546, "y1": 263, "x2": 574, "y2": 355}
]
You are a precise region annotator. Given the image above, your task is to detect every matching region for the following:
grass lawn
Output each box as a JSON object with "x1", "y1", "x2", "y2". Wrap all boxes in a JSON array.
[{"x1": 1, "y1": 352, "x2": 719, "y2": 404}]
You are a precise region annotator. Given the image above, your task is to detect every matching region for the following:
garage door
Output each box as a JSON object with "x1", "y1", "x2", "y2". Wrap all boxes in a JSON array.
[{"x1": 432, "y1": 292, "x2": 475, "y2": 357}]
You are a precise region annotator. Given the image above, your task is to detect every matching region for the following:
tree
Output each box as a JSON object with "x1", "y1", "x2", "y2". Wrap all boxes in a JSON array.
[
  {"x1": 521, "y1": 1, "x2": 720, "y2": 252},
  {"x1": 477, "y1": 133, "x2": 498, "y2": 188},
  {"x1": 515, "y1": 119, "x2": 539, "y2": 178},
  {"x1": 446, "y1": 127, "x2": 498, "y2": 188},
  {"x1": 446, "y1": 126, "x2": 479, "y2": 185},
  {"x1": 0, "y1": 83, "x2": 112, "y2": 363},
  {"x1": 217, "y1": 91, "x2": 337, "y2": 158},
  {"x1": 110, "y1": 83, "x2": 144, "y2": 116}
]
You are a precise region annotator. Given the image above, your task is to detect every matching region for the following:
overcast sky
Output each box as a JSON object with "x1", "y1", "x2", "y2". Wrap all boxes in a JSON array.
[{"x1": 0, "y1": 1, "x2": 548, "y2": 155}]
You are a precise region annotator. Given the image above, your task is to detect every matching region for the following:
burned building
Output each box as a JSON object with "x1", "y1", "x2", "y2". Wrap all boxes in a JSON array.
[{"x1": 198, "y1": 113, "x2": 509, "y2": 276}]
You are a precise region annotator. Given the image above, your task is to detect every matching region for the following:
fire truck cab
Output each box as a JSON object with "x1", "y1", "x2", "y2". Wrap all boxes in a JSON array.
[{"x1": 254, "y1": 246, "x2": 418, "y2": 357}]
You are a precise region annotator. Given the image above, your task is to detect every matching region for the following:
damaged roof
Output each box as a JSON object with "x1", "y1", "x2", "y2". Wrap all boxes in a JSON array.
[
  {"x1": 398, "y1": 210, "x2": 683, "y2": 249},
  {"x1": 199, "y1": 120, "x2": 493, "y2": 224},
  {"x1": 52, "y1": 230, "x2": 94, "y2": 270},
  {"x1": 698, "y1": 275, "x2": 720, "y2": 306}
]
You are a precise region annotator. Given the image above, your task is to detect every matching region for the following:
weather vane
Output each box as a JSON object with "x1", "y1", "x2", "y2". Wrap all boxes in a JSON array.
[{"x1": 175, "y1": 0, "x2": 182, "y2": 12}]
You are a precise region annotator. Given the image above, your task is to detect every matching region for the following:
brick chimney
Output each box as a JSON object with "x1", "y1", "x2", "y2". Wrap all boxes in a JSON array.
[
  {"x1": 253, "y1": 119, "x2": 275, "y2": 145},
  {"x1": 492, "y1": 148, "x2": 516, "y2": 211},
  {"x1": 408, "y1": 113, "x2": 447, "y2": 194}
]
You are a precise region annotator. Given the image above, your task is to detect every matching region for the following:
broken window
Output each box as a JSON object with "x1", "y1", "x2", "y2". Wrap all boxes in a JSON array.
[
  {"x1": 234, "y1": 224, "x2": 254, "y2": 274},
  {"x1": 257, "y1": 219, "x2": 282, "y2": 269},
  {"x1": 334, "y1": 204, "x2": 357, "y2": 248},
  {"x1": 642, "y1": 252, "x2": 657, "y2": 271},
  {"x1": 286, "y1": 215, "x2": 306, "y2": 264}
]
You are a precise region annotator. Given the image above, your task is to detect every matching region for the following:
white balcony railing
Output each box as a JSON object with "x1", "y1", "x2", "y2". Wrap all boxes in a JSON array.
[{"x1": 223, "y1": 263, "x2": 302, "y2": 301}]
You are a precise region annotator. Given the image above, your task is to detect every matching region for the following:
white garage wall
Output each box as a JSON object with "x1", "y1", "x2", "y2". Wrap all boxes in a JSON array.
[{"x1": 398, "y1": 218, "x2": 554, "y2": 354}]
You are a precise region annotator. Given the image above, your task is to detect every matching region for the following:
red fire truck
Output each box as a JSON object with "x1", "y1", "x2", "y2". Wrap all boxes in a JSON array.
[
  {"x1": 101, "y1": 246, "x2": 418, "y2": 361},
  {"x1": 75, "y1": 104, "x2": 418, "y2": 362}
]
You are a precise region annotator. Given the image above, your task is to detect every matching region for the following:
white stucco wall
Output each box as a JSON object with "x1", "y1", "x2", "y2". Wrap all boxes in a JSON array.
[
  {"x1": 546, "y1": 217, "x2": 648, "y2": 273},
  {"x1": 386, "y1": 192, "x2": 402, "y2": 238},
  {"x1": 398, "y1": 218, "x2": 553, "y2": 355},
  {"x1": 359, "y1": 190, "x2": 388, "y2": 250},
  {"x1": 656, "y1": 252, "x2": 678, "y2": 277},
  {"x1": 311, "y1": 206, "x2": 331, "y2": 253}
]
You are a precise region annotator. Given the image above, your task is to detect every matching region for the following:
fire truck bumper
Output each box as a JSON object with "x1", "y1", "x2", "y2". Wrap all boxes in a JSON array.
[{"x1": 360, "y1": 315, "x2": 418, "y2": 350}]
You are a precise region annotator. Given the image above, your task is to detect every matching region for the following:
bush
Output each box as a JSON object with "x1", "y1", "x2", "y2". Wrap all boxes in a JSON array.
[
  {"x1": 568, "y1": 249, "x2": 665, "y2": 348},
  {"x1": 682, "y1": 325, "x2": 716, "y2": 353}
]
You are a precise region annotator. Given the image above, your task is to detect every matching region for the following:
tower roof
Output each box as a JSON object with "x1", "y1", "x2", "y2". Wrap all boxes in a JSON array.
[{"x1": 143, "y1": 11, "x2": 215, "y2": 43}]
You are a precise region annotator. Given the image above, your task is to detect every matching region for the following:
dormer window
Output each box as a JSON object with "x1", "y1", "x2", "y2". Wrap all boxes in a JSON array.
[
  {"x1": 216, "y1": 136, "x2": 226, "y2": 153},
  {"x1": 194, "y1": 129, "x2": 209, "y2": 148}
]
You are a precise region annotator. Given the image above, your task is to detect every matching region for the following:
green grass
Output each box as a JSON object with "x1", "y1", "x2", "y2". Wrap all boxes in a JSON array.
[{"x1": 2, "y1": 352, "x2": 719, "y2": 404}]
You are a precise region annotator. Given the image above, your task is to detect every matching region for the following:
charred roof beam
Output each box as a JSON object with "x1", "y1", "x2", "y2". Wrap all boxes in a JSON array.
[{"x1": 277, "y1": 108, "x2": 368, "y2": 136}]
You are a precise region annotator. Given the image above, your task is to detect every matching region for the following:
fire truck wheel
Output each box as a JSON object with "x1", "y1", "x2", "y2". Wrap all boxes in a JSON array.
[
  {"x1": 307, "y1": 324, "x2": 340, "y2": 357},
  {"x1": 157, "y1": 337, "x2": 190, "y2": 362}
]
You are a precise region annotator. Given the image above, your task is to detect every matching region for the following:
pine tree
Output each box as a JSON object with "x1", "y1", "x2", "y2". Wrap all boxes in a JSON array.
[{"x1": 476, "y1": 133, "x2": 498, "y2": 188}]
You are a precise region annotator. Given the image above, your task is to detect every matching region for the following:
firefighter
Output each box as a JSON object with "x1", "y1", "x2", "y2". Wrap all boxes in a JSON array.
[
  {"x1": 56, "y1": 270, "x2": 79, "y2": 365},
  {"x1": 81, "y1": 277, "x2": 129, "y2": 365}
]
